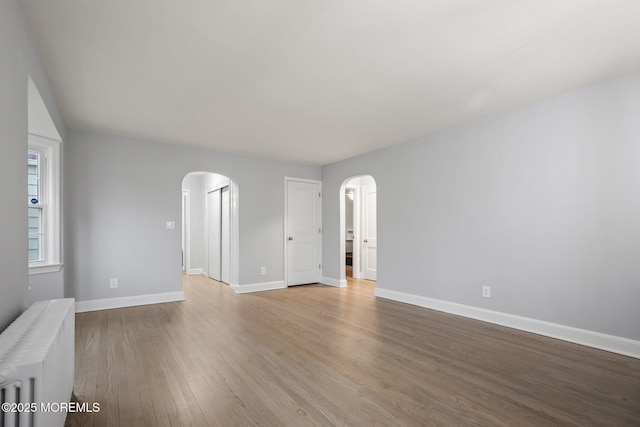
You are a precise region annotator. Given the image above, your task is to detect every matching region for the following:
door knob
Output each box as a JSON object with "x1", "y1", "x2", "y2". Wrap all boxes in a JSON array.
[
  {"x1": 288, "y1": 237, "x2": 293, "y2": 241},
  {"x1": 364, "y1": 239, "x2": 368, "y2": 243}
]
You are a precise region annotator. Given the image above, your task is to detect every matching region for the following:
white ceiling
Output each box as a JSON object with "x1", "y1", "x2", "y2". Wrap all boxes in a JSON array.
[{"x1": 21, "y1": 0, "x2": 640, "y2": 166}]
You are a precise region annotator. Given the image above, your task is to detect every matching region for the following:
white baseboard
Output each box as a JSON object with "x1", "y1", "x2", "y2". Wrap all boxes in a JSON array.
[
  {"x1": 187, "y1": 268, "x2": 204, "y2": 275},
  {"x1": 321, "y1": 277, "x2": 347, "y2": 288},
  {"x1": 375, "y1": 287, "x2": 640, "y2": 360},
  {"x1": 231, "y1": 281, "x2": 286, "y2": 294},
  {"x1": 75, "y1": 291, "x2": 185, "y2": 313}
]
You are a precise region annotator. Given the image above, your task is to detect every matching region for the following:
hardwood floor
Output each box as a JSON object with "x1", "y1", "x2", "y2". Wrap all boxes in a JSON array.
[{"x1": 66, "y1": 275, "x2": 640, "y2": 426}]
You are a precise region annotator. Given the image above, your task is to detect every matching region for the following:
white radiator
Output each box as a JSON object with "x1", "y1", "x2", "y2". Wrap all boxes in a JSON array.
[{"x1": 0, "y1": 298, "x2": 74, "y2": 427}]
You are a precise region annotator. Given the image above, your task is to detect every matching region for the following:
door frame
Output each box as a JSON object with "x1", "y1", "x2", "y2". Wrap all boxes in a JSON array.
[
  {"x1": 339, "y1": 175, "x2": 377, "y2": 286},
  {"x1": 284, "y1": 177, "x2": 322, "y2": 287},
  {"x1": 220, "y1": 186, "x2": 231, "y2": 284},
  {"x1": 345, "y1": 185, "x2": 362, "y2": 279},
  {"x1": 182, "y1": 189, "x2": 190, "y2": 273}
]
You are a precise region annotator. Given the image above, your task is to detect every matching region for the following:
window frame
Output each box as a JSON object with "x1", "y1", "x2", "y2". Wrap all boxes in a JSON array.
[{"x1": 28, "y1": 134, "x2": 62, "y2": 275}]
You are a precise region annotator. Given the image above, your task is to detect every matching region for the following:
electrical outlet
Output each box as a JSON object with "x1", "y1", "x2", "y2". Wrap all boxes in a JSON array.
[
  {"x1": 260, "y1": 266, "x2": 266, "y2": 275},
  {"x1": 482, "y1": 285, "x2": 491, "y2": 298},
  {"x1": 110, "y1": 278, "x2": 119, "y2": 289}
]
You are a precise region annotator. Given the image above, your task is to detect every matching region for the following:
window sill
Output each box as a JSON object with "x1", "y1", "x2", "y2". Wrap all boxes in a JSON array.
[{"x1": 29, "y1": 263, "x2": 63, "y2": 275}]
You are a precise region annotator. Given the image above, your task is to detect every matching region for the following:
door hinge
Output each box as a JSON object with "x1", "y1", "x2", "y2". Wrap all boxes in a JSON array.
[
  {"x1": 319, "y1": 264, "x2": 321, "y2": 269},
  {"x1": 319, "y1": 192, "x2": 322, "y2": 198},
  {"x1": 319, "y1": 228, "x2": 322, "y2": 234}
]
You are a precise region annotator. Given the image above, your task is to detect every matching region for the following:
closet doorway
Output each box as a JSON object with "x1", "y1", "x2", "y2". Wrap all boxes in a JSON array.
[{"x1": 181, "y1": 172, "x2": 238, "y2": 287}]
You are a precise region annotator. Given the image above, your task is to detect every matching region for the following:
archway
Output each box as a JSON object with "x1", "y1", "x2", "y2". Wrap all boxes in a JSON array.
[
  {"x1": 339, "y1": 175, "x2": 377, "y2": 286},
  {"x1": 181, "y1": 172, "x2": 239, "y2": 287}
]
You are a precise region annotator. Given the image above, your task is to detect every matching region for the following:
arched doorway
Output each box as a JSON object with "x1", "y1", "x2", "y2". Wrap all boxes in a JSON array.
[
  {"x1": 181, "y1": 172, "x2": 239, "y2": 287},
  {"x1": 340, "y1": 175, "x2": 377, "y2": 286}
]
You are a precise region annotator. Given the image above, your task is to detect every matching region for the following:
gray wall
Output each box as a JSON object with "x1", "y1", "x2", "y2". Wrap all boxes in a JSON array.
[
  {"x1": 0, "y1": 0, "x2": 66, "y2": 330},
  {"x1": 27, "y1": 272, "x2": 64, "y2": 305},
  {"x1": 322, "y1": 72, "x2": 640, "y2": 341},
  {"x1": 65, "y1": 129, "x2": 320, "y2": 301}
]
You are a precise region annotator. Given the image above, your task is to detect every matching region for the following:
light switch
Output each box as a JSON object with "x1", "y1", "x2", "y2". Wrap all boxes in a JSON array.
[{"x1": 166, "y1": 221, "x2": 176, "y2": 230}]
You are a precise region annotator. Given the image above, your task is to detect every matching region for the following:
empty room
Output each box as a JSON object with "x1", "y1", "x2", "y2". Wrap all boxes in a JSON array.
[{"x1": 1, "y1": 1, "x2": 639, "y2": 426}]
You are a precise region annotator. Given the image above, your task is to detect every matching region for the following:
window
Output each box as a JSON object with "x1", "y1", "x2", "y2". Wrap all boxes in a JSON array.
[
  {"x1": 28, "y1": 134, "x2": 61, "y2": 274},
  {"x1": 28, "y1": 149, "x2": 44, "y2": 261}
]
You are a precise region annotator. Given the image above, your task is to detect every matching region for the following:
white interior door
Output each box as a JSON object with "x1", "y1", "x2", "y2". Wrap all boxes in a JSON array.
[
  {"x1": 207, "y1": 189, "x2": 221, "y2": 281},
  {"x1": 220, "y1": 186, "x2": 230, "y2": 284},
  {"x1": 286, "y1": 180, "x2": 321, "y2": 286},
  {"x1": 362, "y1": 184, "x2": 377, "y2": 281}
]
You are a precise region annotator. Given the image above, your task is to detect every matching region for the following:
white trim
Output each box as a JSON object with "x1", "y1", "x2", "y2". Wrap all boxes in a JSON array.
[
  {"x1": 28, "y1": 263, "x2": 63, "y2": 275},
  {"x1": 206, "y1": 180, "x2": 231, "y2": 193},
  {"x1": 321, "y1": 277, "x2": 347, "y2": 288},
  {"x1": 374, "y1": 287, "x2": 640, "y2": 359},
  {"x1": 187, "y1": 268, "x2": 204, "y2": 275},
  {"x1": 352, "y1": 186, "x2": 362, "y2": 279},
  {"x1": 75, "y1": 291, "x2": 185, "y2": 313},
  {"x1": 284, "y1": 177, "x2": 322, "y2": 287},
  {"x1": 229, "y1": 181, "x2": 240, "y2": 287},
  {"x1": 284, "y1": 176, "x2": 323, "y2": 185},
  {"x1": 231, "y1": 281, "x2": 286, "y2": 294}
]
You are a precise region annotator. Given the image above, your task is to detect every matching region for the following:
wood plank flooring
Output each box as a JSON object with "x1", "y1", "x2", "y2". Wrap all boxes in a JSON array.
[{"x1": 66, "y1": 275, "x2": 640, "y2": 426}]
